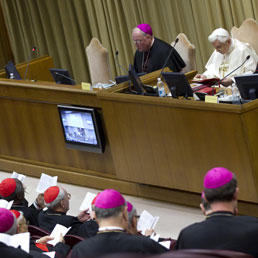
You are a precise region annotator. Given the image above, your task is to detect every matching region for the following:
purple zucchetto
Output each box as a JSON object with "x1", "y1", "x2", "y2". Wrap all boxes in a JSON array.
[
  {"x1": 204, "y1": 167, "x2": 233, "y2": 189},
  {"x1": 127, "y1": 201, "x2": 133, "y2": 212},
  {"x1": 137, "y1": 23, "x2": 153, "y2": 36},
  {"x1": 95, "y1": 189, "x2": 126, "y2": 209},
  {"x1": 0, "y1": 208, "x2": 15, "y2": 233}
]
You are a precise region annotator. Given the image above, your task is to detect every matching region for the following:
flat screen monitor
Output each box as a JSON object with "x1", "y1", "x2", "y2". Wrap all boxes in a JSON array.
[
  {"x1": 57, "y1": 105, "x2": 105, "y2": 153},
  {"x1": 235, "y1": 74, "x2": 258, "y2": 100},
  {"x1": 50, "y1": 68, "x2": 76, "y2": 85},
  {"x1": 128, "y1": 65, "x2": 158, "y2": 96},
  {"x1": 115, "y1": 72, "x2": 146, "y2": 84},
  {"x1": 5, "y1": 61, "x2": 22, "y2": 79},
  {"x1": 161, "y1": 72, "x2": 193, "y2": 98}
]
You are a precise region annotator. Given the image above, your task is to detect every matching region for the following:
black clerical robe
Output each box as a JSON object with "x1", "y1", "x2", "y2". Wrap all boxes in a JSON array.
[
  {"x1": 12, "y1": 203, "x2": 39, "y2": 226},
  {"x1": 71, "y1": 231, "x2": 168, "y2": 258},
  {"x1": 0, "y1": 242, "x2": 32, "y2": 258},
  {"x1": 38, "y1": 209, "x2": 98, "y2": 238},
  {"x1": 174, "y1": 211, "x2": 258, "y2": 258},
  {"x1": 133, "y1": 37, "x2": 185, "y2": 74}
]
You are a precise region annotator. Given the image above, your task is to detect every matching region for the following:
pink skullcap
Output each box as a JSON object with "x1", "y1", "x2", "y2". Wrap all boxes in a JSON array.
[
  {"x1": 127, "y1": 201, "x2": 133, "y2": 212},
  {"x1": 0, "y1": 208, "x2": 15, "y2": 233},
  {"x1": 137, "y1": 23, "x2": 153, "y2": 36},
  {"x1": 0, "y1": 178, "x2": 16, "y2": 198},
  {"x1": 44, "y1": 186, "x2": 60, "y2": 204},
  {"x1": 204, "y1": 167, "x2": 233, "y2": 189},
  {"x1": 95, "y1": 189, "x2": 125, "y2": 209}
]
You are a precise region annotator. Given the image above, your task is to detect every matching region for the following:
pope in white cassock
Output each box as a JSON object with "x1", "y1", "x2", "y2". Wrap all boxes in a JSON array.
[{"x1": 195, "y1": 28, "x2": 258, "y2": 87}]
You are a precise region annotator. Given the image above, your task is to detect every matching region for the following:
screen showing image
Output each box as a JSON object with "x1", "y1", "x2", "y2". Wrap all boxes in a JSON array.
[{"x1": 57, "y1": 105, "x2": 105, "y2": 153}]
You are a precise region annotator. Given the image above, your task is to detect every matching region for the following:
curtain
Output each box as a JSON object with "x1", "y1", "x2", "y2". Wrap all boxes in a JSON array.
[
  {"x1": 0, "y1": 1, "x2": 13, "y2": 69},
  {"x1": 1, "y1": 0, "x2": 257, "y2": 83}
]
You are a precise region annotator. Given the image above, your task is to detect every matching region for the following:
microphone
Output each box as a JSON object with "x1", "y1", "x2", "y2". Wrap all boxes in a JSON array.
[
  {"x1": 115, "y1": 51, "x2": 128, "y2": 74},
  {"x1": 212, "y1": 55, "x2": 251, "y2": 87},
  {"x1": 54, "y1": 72, "x2": 76, "y2": 84},
  {"x1": 161, "y1": 38, "x2": 179, "y2": 74},
  {"x1": 24, "y1": 46, "x2": 37, "y2": 80}
]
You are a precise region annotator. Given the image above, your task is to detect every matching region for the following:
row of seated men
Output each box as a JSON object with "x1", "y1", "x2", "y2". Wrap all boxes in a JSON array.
[{"x1": 1, "y1": 167, "x2": 258, "y2": 258}]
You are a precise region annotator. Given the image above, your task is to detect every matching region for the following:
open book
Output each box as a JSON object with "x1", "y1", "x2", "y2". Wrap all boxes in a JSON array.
[
  {"x1": 11, "y1": 171, "x2": 26, "y2": 183},
  {"x1": 36, "y1": 173, "x2": 58, "y2": 193},
  {"x1": 137, "y1": 210, "x2": 159, "y2": 234},
  {"x1": 79, "y1": 192, "x2": 97, "y2": 212},
  {"x1": 47, "y1": 224, "x2": 71, "y2": 246},
  {"x1": 0, "y1": 199, "x2": 13, "y2": 209},
  {"x1": 192, "y1": 78, "x2": 220, "y2": 86},
  {"x1": 0, "y1": 232, "x2": 30, "y2": 253}
]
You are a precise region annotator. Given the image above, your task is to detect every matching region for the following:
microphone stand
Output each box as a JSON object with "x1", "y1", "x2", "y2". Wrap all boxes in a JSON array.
[
  {"x1": 24, "y1": 47, "x2": 36, "y2": 80},
  {"x1": 55, "y1": 72, "x2": 76, "y2": 84}
]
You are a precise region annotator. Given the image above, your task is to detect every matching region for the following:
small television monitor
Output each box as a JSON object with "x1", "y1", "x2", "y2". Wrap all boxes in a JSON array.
[
  {"x1": 128, "y1": 65, "x2": 158, "y2": 96},
  {"x1": 57, "y1": 105, "x2": 105, "y2": 153},
  {"x1": 50, "y1": 68, "x2": 76, "y2": 85},
  {"x1": 235, "y1": 74, "x2": 258, "y2": 100},
  {"x1": 161, "y1": 72, "x2": 193, "y2": 98},
  {"x1": 5, "y1": 61, "x2": 22, "y2": 79}
]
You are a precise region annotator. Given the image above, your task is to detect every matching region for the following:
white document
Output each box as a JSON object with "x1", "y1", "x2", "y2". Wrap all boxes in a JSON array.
[
  {"x1": 11, "y1": 171, "x2": 26, "y2": 183},
  {"x1": 137, "y1": 210, "x2": 159, "y2": 234},
  {"x1": 43, "y1": 251, "x2": 56, "y2": 258},
  {"x1": 79, "y1": 192, "x2": 96, "y2": 211},
  {"x1": 150, "y1": 232, "x2": 160, "y2": 242},
  {"x1": 0, "y1": 232, "x2": 30, "y2": 253},
  {"x1": 36, "y1": 173, "x2": 58, "y2": 193},
  {"x1": 0, "y1": 199, "x2": 13, "y2": 209},
  {"x1": 159, "y1": 240, "x2": 171, "y2": 249},
  {"x1": 47, "y1": 224, "x2": 71, "y2": 246}
]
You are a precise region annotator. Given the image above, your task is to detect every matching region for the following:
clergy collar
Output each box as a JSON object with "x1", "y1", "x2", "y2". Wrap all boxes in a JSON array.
[
  {"x1": 206, "y1": 210, "x2": 235, "y2": 219},
  {"x1": 98, "y1": 226, "x2": 125, "y2": 232},
  {"x1": 46, "y1": 208, "x2": 66, "y2": 216}
]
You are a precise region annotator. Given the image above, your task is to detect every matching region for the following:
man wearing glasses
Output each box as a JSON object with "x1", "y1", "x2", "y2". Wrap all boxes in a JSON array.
[
  {"x1": 38, "y1": 186, "x2": 97, "y2": 238},
  {"x1": 132, "y1": 23, "x2": 185, "y2": 73}
]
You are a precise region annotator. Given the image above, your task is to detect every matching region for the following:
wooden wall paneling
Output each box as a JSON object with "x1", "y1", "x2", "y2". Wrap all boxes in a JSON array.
[{"x1": 99, "y1": 91, "x2": 257, "y2": 203}]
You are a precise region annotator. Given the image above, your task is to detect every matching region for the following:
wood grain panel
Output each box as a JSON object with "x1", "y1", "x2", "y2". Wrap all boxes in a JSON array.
[{"x1": 99, "y1": 90, "x2": 258, "y2": 203}]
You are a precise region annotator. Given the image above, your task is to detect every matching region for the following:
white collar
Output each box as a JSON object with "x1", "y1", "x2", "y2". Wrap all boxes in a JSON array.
[{"x1": 98, "y1": 226, "x2": 124, "y2": 232}]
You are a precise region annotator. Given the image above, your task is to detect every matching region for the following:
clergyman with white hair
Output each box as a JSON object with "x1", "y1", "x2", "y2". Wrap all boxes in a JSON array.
[{"x1": 195, "y1": 28, "x2": 257, "y2": 86}]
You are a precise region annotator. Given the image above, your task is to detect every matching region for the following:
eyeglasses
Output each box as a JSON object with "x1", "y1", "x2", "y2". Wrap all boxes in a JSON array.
[
  {"x1": 67, "y1": 193, "x2": 71, "y2": 199},
  {"x1": 133, "y1": 39, "x2": 144, "y2": 44}
]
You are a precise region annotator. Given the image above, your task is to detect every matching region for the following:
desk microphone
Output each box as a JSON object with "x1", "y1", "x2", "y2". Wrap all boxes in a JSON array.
[
  {"x1": 161, "y1": 38, "x2": 179, "y2": 74},
  {"x1": 54, "y1": 72, "x2": 76, "y2": 84},
  {"x1": 24, "y1": 46, "x2": 37, "y2": 80},
  {"x1": 211, "y1": 55, "x2": 251, "y2": 87},
  {"x1": 115, "y1": 51, "x2": 128, "y2": 74}
]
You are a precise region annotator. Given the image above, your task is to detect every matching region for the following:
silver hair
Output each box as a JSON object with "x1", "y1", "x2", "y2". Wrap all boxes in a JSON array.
[
  {"x1": 95, "y1": 205, "x2": 126, "y2": 219},
  {"x1": 45, "y1": 187, "x2": 65, "y2": 210},
  {"x1": 128, "y1": 208, "x2": 137, "y2": 228},
  {"x1": 132, "y1": 27, "x2": 148, "y2": 37}
]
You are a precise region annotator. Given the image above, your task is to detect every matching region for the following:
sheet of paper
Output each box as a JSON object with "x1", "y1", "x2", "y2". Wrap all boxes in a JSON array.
[
  {"x1": 205, "y1": 95, "x2": 218, "y2": 103},
  {"x1": 159, "y1": 240, "x2": 171, "y2": 249},
  {"x1": 0, "y1": 232, "x2": 30, "y2": 253},
  {"x1": 11, "y1": 171, "x2": 26, "y2": 183},
  {"x1": 79, "y1": 192, "x2": 96, "y2": 211},
  {"x1": 137, "y1": 210, "x2": 159, "y2": 233},
  {"x1": 36, "y1": 173, "x2": 58, "y2": 193},
  {"x1": 0, "y1": 199, "x2": 13, "y2": 209},
  {"x1": 48, "y1": 224, "x2": 71, "y2": 246},
  {"x1": 43, "y1": 251, "x2": 56, "y2": 258}
]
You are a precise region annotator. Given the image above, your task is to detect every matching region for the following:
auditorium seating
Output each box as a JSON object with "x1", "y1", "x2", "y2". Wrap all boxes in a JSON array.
[
  {"x1": 171, "y1": 33, "x2": 196, "y2": 73},
  {"x1": 231, "y1": 18, "x2": 258, "y2": 55},
  {"x1": 28, "y1": 224, "x2": 49, "y2": 237},
  {"x1": 85, "y1": 37, "x2": 112, "y2": 86}
]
